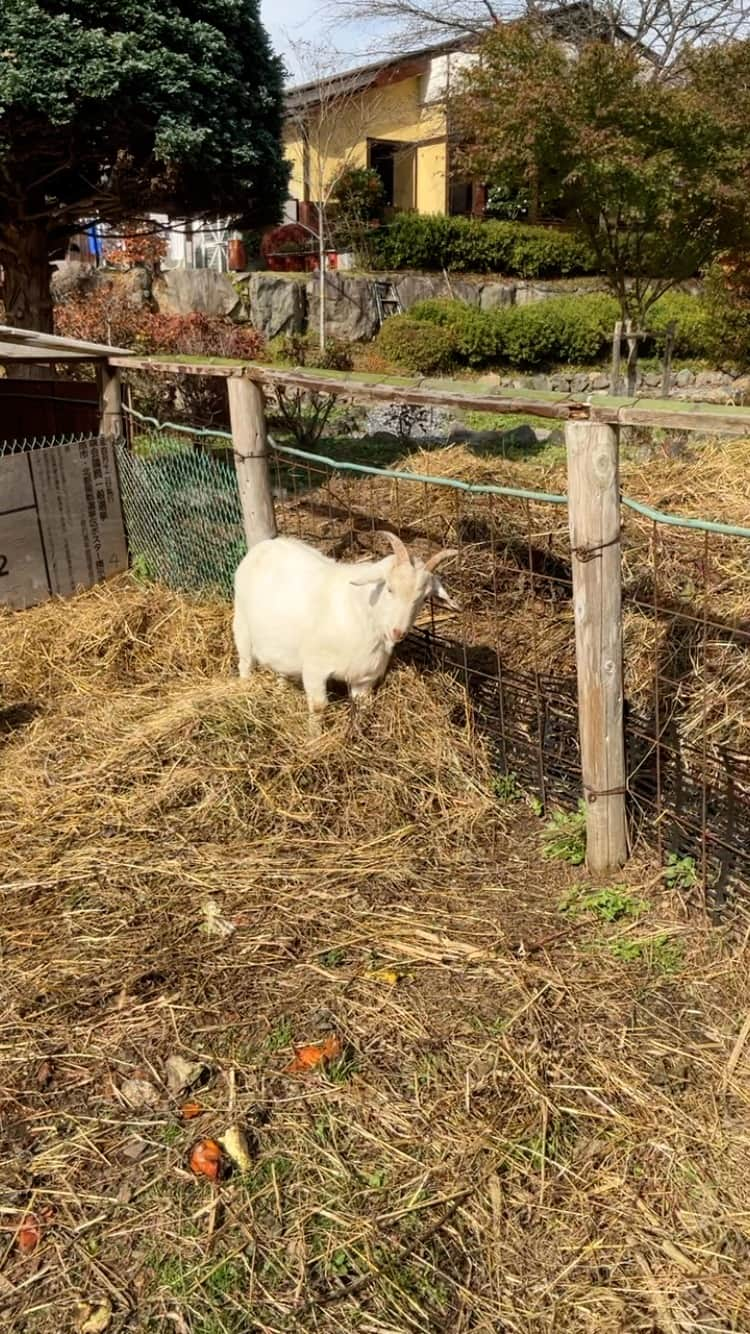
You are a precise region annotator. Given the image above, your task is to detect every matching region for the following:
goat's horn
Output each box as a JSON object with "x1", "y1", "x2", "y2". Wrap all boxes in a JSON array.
[
  {"x1": 378, "y1": 530, "x2": 410, "y2": 564},
  {"x1": 425, "y1": 548, "x2": 458, "y2": 572}
]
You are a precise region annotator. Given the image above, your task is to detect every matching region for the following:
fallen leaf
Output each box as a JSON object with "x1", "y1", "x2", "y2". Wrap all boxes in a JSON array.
[
  {"x1": 201, "y1": 897, "x2": 235, "y2": 939},
  {"x1": 77, "y1": 1298, "x2": 113, "y2": 1334},
  {"x1": 165, "y1": 1053, "x2": 208, "y2": 1097},
  {"x1": 285, "y1": 1035, "x2": 342, "y2": 1074},
  {"x1": 17, "y1": 1214, "x2": 41, "y2": 1254},
  {"x1": 188, "y1": 1138, "x2": 225, "y2": 1181},
  {"x1": 122, "y1": 1137, "x2": 148, "y2": 1162},
  {"x1": 365, "y1": 966, "x2": 401, "y2": 986},
  {"x1": 221, "y1": 1125, "x2": 252, "y2": 1173},
  {"x1": 36, "y1": 1059, "x2": 54, "y2": 1088},
  {"x1": 120, "y1": 1077, "x2": 160, "y2": 1109},
  {"x1": 180, "y1": 1099, "x2": 204, "y2": 1121}
]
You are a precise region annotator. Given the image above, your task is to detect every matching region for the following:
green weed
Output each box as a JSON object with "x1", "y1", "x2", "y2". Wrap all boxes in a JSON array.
[
  {"x1": 664, "y1": 852, "x2": 698, "y2": 891},
  {"x1": 263, "y1": 1016, "x2": 293, "y2": 1053},
  {"x1": 542, "y1": 801, "x2": 587, "y2": 865},
  {"x1": 492, "y1": 771, "x2": 522, "y2": 802},
  {"x1": 608, "y1": 933, "x2": 682, "y2": 973},
  {"x1": 560, "y1": 884, "x2": 649, "y2": 923}
]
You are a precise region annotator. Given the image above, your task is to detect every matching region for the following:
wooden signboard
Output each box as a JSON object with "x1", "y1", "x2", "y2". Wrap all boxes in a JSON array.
[{"x1": 0, "y1": 438, "x2": 128, "y2": 610}]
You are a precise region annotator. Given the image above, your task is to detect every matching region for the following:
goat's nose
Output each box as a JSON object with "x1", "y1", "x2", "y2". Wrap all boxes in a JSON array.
[{"x1": 391, "y1": 627, "x2": 404, "y2": 642}]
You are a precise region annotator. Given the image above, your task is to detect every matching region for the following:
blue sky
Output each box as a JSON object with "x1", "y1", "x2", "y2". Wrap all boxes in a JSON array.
[{"x1": 260, "y1": 0, "x2": 388, "y2": 79}]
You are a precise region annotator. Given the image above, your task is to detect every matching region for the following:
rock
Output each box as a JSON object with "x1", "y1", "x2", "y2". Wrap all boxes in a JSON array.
[
  {"x1": 393, "y1": 273, "x2": 444, "y2": 310},
  {"x1": 550, "y1": 374, "x2": 571, "y2": 393},
  {"x1": 248, "y1": 272, "x2": 305, "y2": 338},
  {"x1": 165, "y1": 1053, "x2": 208, "y2": 1097},
  {"x1": 154, "y1": 267, "x2": 241, "y2": 318},
  {"x1": 534, "y1": 427, "x2": 565, "y2": 448},
  {"x1": 477, "y1": 372, "x2": 502, "y2": 388},
  {"x1": 642, "y1": 371, "x2": 662, "y2": 388},
  {"x1": 515, "y1": 284, "x2": 546, "y2": 307},
  {"x1": 589, "y1": 372, "x2": 610, "y2": 390},
  {"x1": 675, "y1": 368, "x2": 694, "y2": 387},
  {"x1": 694, "y1": 370, "x2": 724, "y2": 386},
  {"x1": 570, "y1": 373, "x2": 591, "y2": 394},
  {"x1": 529, "y1": 373, "x2": 551, "y2": 391},
  {"x1": 480, "y1": 283, "x2": 516, "y2": 310},
  {"x1": 364, "y1": 404, "x2": 453, "y2": 440},
  {"x1": 120, "y1": 1077, "x2": 160, "y2": 1109},
  {"x1": 50, "y1": 260, "x2": 98, "y2": 303},
  {"x1": 729, "y1": 374, "x2": 750, "y2": 403},
  {"x1": 498, "y1": 424, "x2": 538, "y2": 450},
  {"x1": 307, "y1": 274, "x2": 379, "y2": 342}
]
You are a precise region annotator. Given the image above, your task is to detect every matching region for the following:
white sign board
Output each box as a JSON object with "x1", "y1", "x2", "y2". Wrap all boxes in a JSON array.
[{"x1": 0, "y1": 439, "x2": 128, "y2": 610}]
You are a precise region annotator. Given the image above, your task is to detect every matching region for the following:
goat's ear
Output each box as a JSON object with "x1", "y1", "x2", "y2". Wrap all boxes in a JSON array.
[
  {"x1": 350, "y1": 559, "x2": 388, "y2": 587},
  {"x1": 430, "y1": 576, "x2": 460, "y2": 612}
]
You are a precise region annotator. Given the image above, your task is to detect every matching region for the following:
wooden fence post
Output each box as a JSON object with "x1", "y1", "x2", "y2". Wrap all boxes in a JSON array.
[
  {"x1": 609, "y1": 320, "x2": 623, "y2": 395},
  {"x1": 228, "y1": 375, "x2": 277, "y2": 549},
  {"x1": 98, "y1": 362, "x2": 123, "y2": 437},
  {"x1": 566, "y1": 420, "x2": 627, "y2": 875}
]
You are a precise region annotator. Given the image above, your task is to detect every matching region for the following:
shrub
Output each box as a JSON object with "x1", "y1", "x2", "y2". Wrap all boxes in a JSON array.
[
  {"x1": 146, "y1": 313, "x2": 264, "y2": 360},
  {"x1": 696, "y1": 261, "x2": 750, "y2": 364},
  {"x1": 411, "y1": 293, "x2": 617, "y2": 367},
  {"x1": 55, "y1": 290, "x2": 265, "y2": 426},
  {"x1": 267, "y1": 332, "x2": 353, "y2": 371},
  {"x1": 105, "y1": 219, "x2": 167, "y2": 271},
  {"x1": 376, "y1": 316, "x2": 458, "y2": 374},
  {"x1": 371, "y1": 214, "x2": 596, "y2": 277},
  {"x1": 648, "y1": 291, "x2": 712, "y2": 358},
  {"x1": 261, "y1": 223, "x2": 311, "y2": 260}
]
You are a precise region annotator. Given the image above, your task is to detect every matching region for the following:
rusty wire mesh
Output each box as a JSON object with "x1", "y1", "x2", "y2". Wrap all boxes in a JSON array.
[{"x1": 114, "y1": 406, "x2": 750, "y2": 911}]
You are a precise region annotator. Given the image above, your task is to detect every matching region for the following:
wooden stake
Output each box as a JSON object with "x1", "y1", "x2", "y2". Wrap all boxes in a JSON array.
[
  {"x1": 661, "y1": 321, "x2": 676, "y2": 398},
  {"x1": 609, "y1": 320, "x2": 623, "y2": 395},
  {"x1": 228, "y1": 376, "x2": 277, "y2": 549},
  {"x1": 625, "y1": 318, "x2": 639, "y2": 396},
  {"x1": 97, "y1": 362, "x2": 123, "y2": 437},
  {"x1": 565, "y1": 420, "x2": 627, "y2": 875}
]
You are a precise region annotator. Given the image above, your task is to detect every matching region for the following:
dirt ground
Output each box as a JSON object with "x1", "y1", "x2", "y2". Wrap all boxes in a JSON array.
[{"x1": 1, "y1": 579, "x2": 750, "y2": 1334}]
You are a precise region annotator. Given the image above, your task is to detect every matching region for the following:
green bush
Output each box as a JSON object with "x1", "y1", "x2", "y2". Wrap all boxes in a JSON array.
[
  {"x1": 648, "y1": 291, "x2": 712, "y2": 358},
  {"x1": 692, "y1": 266, "x2": 750, "y2": 363},
  {"x1": 411, "y1": 293, "x2": 618, "y2": 367},
  {"x1": 376, "y1": 316, "x2": 458, "y2": 374},
  {"x1": 371, "y1": 214, "x2": 596, "y2": 277}
]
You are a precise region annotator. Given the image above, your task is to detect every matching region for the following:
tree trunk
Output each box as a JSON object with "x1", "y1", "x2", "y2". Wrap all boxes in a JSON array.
[
  {"x1": 318, "y1": 217, "x2": 326, "y2": 353},
  {"x1": 0, "y1": 222, "x2": 55, "y2": 378}
]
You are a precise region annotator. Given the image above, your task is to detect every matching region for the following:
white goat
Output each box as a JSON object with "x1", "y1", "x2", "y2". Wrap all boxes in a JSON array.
[{"x1": 232, "y1": 531, "x2": 458, "y2": 729}]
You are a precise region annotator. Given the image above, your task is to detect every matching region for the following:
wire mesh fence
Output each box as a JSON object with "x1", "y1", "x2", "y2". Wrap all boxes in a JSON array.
[{"x1": 45, "y1": 409, "x2": 748, "y2": 912}]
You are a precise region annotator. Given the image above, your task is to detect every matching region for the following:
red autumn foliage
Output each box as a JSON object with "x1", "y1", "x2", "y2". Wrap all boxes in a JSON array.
[{"x1": 106, "y1": 220, "x2": 168, "y2": 271}]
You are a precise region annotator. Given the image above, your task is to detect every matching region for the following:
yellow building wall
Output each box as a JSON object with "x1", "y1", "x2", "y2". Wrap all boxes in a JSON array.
[
  {"x1": 417, "y1": 142, "x2": 448, "y2": 214},
  {"x1": 283, "y1": 73, "x2": 448, "y2": 216}
]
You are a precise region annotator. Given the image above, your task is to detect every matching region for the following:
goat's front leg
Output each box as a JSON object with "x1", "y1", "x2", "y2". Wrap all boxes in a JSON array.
[
  {"x1": 303, "y1": 666, "x2": 328, "y2": 737},
  {"x1": 350, "y1": 682, "x2": 374, "y2": 707}
]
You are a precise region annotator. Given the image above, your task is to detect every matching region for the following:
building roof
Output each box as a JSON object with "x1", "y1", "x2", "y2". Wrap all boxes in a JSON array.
[
  {"x1": 284, "y1": 5, "x2": 640, "y2": 111},
  {"x1": 0, "y1": 325, "x2": 131, "y2": 363}
]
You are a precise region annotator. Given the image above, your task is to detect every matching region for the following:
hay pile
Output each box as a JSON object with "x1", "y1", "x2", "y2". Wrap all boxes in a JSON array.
[
  {"x1": 277, "y1": 439, "x2": 750, "y2": 765},
  {"x1": 2, "y1": 579, "x2": 750, "y2": 1332}
]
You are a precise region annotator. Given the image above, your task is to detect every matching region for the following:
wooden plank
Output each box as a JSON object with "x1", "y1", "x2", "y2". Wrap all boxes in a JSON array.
[
  {"x1": 0, "y1": 439, "x2": 128, "y2": 610},
  {"x1": 97, "y1": 363, "x2": 123, "y2": 438},
  {"x1": 227, "y1": 377, "x2": 277, "y2": 549},
  {"x1": 566, "y1": 420, "x2": 627, "y2": 876},
  {"x1": 610, "y1": 319, "x2": 622, "y2": 395},
  {"x1": 107, "y1": 357, "x2": 750, "y2": 435}
]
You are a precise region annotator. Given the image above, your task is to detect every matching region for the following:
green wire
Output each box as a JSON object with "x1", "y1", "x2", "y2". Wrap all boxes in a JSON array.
[{"x1": 124, "y1": 405, "x2": 750, "y2": 539}]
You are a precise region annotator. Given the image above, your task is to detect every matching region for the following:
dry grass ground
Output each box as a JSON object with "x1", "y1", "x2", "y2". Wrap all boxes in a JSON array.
[{"x1": 2, "y1": 579, "x2": 750, "y2": 1333}]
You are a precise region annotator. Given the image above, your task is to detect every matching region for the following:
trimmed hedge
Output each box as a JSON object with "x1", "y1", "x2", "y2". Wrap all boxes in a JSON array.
[
  {"x1": 376, "y1": 316, "x2": 458, "y2": 374},
  {"x1": 370, "y1": 214, "x2": 597, "y2": 277},
  {"x1": 410, "y1": 293, "x2": 619, "y2": 367},
  {"x1": 405, "y1": 291, "x2": 711, "y2": 368}
]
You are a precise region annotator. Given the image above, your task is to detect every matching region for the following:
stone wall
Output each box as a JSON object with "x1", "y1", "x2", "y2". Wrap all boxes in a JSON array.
[
  {"x1": 238, "y1": 271, "x2": 607, "y2": 343},
  {"x1": 477, "y1": 367, "x2": 750, "y2": 405}
]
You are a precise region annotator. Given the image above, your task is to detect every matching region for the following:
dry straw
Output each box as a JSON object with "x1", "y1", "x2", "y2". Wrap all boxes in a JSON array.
[{"x1": 1, "y1": 578, "x2": 750, "y2": 1331}]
